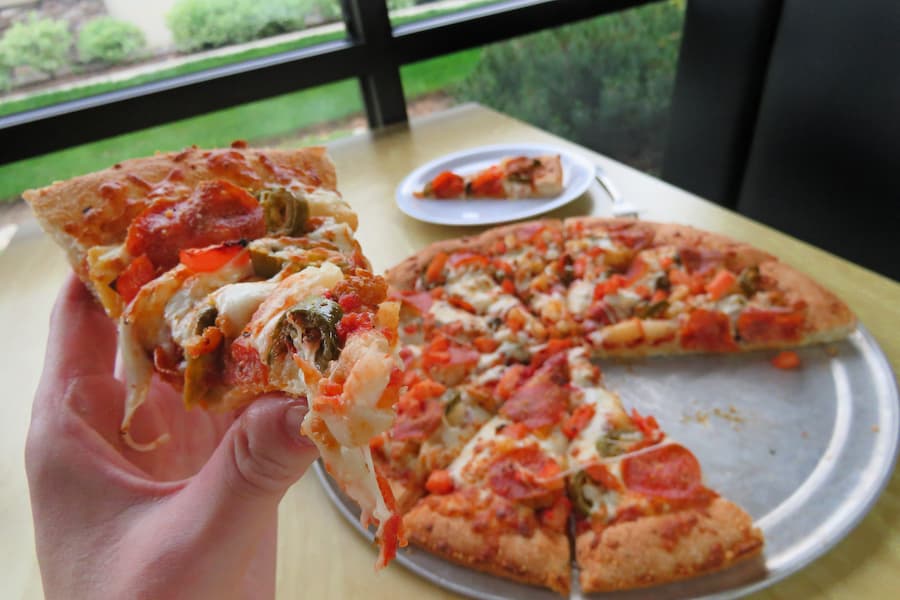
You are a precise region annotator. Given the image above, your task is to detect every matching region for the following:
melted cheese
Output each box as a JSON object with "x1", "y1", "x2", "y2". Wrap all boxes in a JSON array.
[
  {"x1": 567, "y1": 279, "x2": 594, "y2": 316},
  {"x1": 210, "y1": 281, "x2": 277, "y2": 338},
  {"x1": 444, "y1": 272, "x2": 501, "y2": 313},
  {"x1": 429, "y1": 300, "x2": 486, "y2": 332},
  {"x1": 567, "y1": 387, "x2": 624, "y2": 463}
]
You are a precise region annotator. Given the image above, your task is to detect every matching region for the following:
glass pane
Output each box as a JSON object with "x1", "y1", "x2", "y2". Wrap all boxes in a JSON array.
[
  {"x1": 0, "y1": 0, "x2": 345, "y2": 116},
  {"x1": 0, "y1": 78, "x2": 362, "y2": 204},
  {"x1": 399, "y1": 0, "x2": 686, "y2": 174},
  {"x1": 389, "y1": 0, "x2": 508, "y2": 28}
]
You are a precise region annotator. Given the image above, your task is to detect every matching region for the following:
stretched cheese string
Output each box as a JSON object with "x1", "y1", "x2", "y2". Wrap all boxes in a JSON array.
[{"x1": 533, "y1": 437, "x2": 673, "y2": 485}]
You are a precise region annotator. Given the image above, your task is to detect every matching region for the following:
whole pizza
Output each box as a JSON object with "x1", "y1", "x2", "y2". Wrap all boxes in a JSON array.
[
  {"x1": 376, "y1": 217, "x2": 854, "y2": 594},
  {"x1": 25, "y1": 147, "x2": 856, "y2": 595}
]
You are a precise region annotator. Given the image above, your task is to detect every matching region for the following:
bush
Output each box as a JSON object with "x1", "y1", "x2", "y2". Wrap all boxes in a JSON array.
[
  {"x1": 455, "y1": 1, "x2": 684, "y2": 173},
  {"x1": 167, "y1": 0, "x2": 324, "y2": 52},
  {"x1": 0, "y1": 14, "x2": 72, "y2": 77},
  {"x1": 78, "y1": 17, "x2": 146, "y2": 65}
]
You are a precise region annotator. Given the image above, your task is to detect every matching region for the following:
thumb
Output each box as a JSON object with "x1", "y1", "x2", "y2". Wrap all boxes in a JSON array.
[{"x1": 183, "y1": 396, "x2": 319, "y2": 523}]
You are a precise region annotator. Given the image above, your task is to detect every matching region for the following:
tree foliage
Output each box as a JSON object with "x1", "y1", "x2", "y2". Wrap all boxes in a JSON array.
[
  {"x1": 0, "y1": 14, "x2": 73, "y2": 77},
  {"x1": 78, "y1": 17, "x2": 147, "y2": 65}
]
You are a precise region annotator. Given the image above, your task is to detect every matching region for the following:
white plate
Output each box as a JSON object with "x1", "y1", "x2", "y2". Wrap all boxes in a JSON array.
[{"x1": 396, "y1": 144, "x2": 594, "y2": 226}]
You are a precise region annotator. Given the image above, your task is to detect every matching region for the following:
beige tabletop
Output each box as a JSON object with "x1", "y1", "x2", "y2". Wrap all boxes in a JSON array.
[{"x1": 2, "y1": 103, "x2": 898, "y2": 599}]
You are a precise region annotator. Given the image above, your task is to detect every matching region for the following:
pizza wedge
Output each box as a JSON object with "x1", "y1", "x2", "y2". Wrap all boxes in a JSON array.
[{"x1": 416, "y1": 155, "x2": 563, "y2": 199}]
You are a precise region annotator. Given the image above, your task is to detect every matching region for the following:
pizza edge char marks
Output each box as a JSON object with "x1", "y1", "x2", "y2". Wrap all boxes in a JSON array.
[
  {"x1": 375, "y1": 216, "x2": 854, "y2": 593},
  {"x1": 23, "y1": 144, "x2": 404, "y2": 568},
  {"x1": 415, "y1": 154, "x2": 564, "y2": 200}
]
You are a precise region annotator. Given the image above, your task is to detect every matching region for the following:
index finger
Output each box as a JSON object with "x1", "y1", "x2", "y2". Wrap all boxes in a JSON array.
[{"x1": 42, "y1": 273, "x2": 118, "y2": 382}]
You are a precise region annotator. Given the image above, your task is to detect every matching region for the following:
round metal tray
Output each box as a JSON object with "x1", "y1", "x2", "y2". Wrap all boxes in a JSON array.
[{"x1": 315, "y1": 326, "x2": 899, "y2": 599}]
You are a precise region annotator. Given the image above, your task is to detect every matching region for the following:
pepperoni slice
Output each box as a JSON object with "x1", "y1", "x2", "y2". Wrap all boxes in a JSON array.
[
  {"x1": 125, "y1": 179, "x2": 264, "y2": 270},
  {"x1": 429, "y1": 171, "x2": 466, "y2": 198},
  {"x1": 488, "y1": 446, "x2": 563, "y2": 502},
  {"x1": 469, "y1": 165, "x2": 505, "y2": 198},
  {"x1": 680, "y1": 309, "x2": 738, "y2": 352},
  {"x1": 500, "y1": 353, "x2": 569, "y2": 430},
  {"x1": 737, "y1": 308, "x2": 805, "y2": 344},
  {"x1": 224, "y1": 338, "x2": 269, "y2": 386},
  {"x1": 621, "y1": 444, "x2": 703, "y2": 500},
  {"x1": 678, "y1": 247, "x2": 723, "y2": 275},
  {"x1": 392, "y1": 381, "x2": 446, "y2": 442}
]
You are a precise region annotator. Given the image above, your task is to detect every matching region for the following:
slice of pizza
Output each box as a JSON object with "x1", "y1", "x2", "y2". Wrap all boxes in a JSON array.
[
  {"x1": 563, "y1": 373, "x2": 764, "y2": 591},
  {"x1": 402, "y1": 351, "x2": 577, "y2": 594},
  {"x1": 563, "y1": 218, "x2": 856, "y2": 356},
  {"x1": 415, "y1": 155, "x2": 563, "y2": 199},
  {"x1": 24, "y1": 145, "x2": 404, "y2": 566}
]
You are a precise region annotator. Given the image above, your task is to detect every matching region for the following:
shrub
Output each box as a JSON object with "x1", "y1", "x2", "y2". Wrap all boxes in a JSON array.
[
  {"x1": 455, "y1": 1, "x2": 684, "y2": 173},
  {"x1": 78, "y1": 17, "x2": 146, "y2": 65},
  {"x1": 167, "y1": 0, "x2": 321, "y2": 52},
  {"x1": 0, "y1": 14, "x2": 73, "y2": 77}
]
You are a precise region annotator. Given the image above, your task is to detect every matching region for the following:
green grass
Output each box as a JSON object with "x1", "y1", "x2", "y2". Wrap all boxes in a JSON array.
[{"x1": 0, "y1": 48, "x2": 481, "y2": 201}]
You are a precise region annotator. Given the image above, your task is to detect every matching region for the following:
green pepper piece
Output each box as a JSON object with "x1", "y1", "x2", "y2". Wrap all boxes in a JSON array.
[
  {"x1": 270, "y1": 296, "x2": 343, "y2": 371},
  {"x1": 249, "y1": 242, "x2": 286, "y2": 279},
  {"x1": 569, "y1": 471, "x2": 594, "y2": 517},
  {"x1": 259, "y1": 188, "x2": 309, "y2": 236},
  {"x1": 635, "y1": 300, "x2": 669, "y2": 319},
  {"x1": 596, "y1": 429, "x2": 634, "y2": 458}
]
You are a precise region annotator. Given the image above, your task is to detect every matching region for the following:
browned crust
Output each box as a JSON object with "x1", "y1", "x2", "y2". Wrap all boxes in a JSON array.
[
  {"x1": 577, "y1": 498, "x2": 764, "y2": 593},
  {"x1": 23, "y1": 146, "x2": 337, "y2": 286},
  {"x1": 404, "y1": 496, "x2": 571, "y2": 594},
  {"x1": 384, "y1": 218, "x2": 562, "y2": 291}
]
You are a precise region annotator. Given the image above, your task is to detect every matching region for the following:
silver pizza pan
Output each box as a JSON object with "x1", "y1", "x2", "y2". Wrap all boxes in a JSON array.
[{"x1": 314, "y1": 325, "x2": 899, "y2": 599}]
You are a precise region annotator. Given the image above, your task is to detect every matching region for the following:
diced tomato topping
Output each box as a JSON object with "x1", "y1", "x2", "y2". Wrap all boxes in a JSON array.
[
  {"x1": 680, "y1": 309, "x2": 738, "y2": 352},
  {"x1": 179, "y1": 243, "x2": 249, "y2": 273},
  {"x1": 378, "y1": 512, "x2": 403, "y2": 568},
  {"x1": 539, "y1": 495, "x2": 572, "y2": 531},
  {"x1": 338, "y1": 292, "x2": 363, "y2": 313},
  {"x1": 425, "y1": 252, "x2": 449, "y2": 285},
  {"x1": 115, "y1": 254, "x2": 156, "y2": 303},
  {"x1": 488, "y1": 446, "x2": 564, "y2": 502},
  {"x1": 621, "y1": 444, "x2": 705, "y2": 500},
  {"x1": 668, "y1": 268, "x2": 691, "y2": 287},
  {"x1": 500, "y1": 353, "x2": 569, "y2": 430},
  {"x1": 630, "y1": 408, "x2": 662, "y2": 443},
  {"x1": 425, "y1": 469, "x2": 455, "y2": 494},
  {"x1": 737, "y1": 308, "x2": 806, "y2": 344},
  {"x1": 585, "y1": 463, "x2": 624, "y2": 492},
  {"x1": 495, "y1": 364, "x2": 527, "y2": 400},
  {"x1": 469, "y1": 165, "x2": 506, "y2": 198},
  {"x1": 530, "y1": 339, "x2": 573, "y2": 369},
  {"x1": 448, "y1": 295, "x2": 477, "y2": 313},
  {"x1": 705, "y1": 269, "x2": 737, "y2": 301},
  {"x1": 651, "y1": 289, "x2": 669, "y2": 304},
  {"x1": 771, "y1": 350, "x2": 802, "y2": 370},
  {"x1": 633, "y1": 284, "x2": 651, "y2": 299},
  {"x1": 319, "y1": 380, "x2": 344, "y2": 396},
  {"x1": 501, "y1": 422, "x2": 530, "y2": 440},
  {"x1": 562, "y1": 404, "x2": 596, "y2": 439},
  {"x1": 125, "y1": 179, "x2": 264, "y2": 270},
  {"x1": 448, "y1": 252, "x2": 490, "y2": 269},
  {"x1": 501, "y1": 278, "x2": 516, "y2": 294},
  {"x1": 473, "y1": 336, "x2": 500, "y2": 353},
  {"x1": 336, "y1": 311, "x2": 374, "y2": 342},
  {"x1": 429, "y1": 171, "x2": 466, "y2": 198},
  {"x1": 594, "y1": 274, "x2": 627, "y2": 300}
]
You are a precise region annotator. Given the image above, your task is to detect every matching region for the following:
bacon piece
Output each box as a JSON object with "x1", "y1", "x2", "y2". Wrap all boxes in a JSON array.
[
  {"x1": 488, "y1": 446, "x2": 564, "y2": 503},
  {"x1": 737, "y1": 308, "x2": 805, "y2": 344},
  {"x1": 500, "y1": 353, "x2": 569, "y2": 430},
  {"x1": 680, "y1": 309, "x2": 738, "y2": 352}
]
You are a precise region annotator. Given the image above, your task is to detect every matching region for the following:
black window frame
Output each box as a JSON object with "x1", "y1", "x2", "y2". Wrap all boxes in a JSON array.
[{"x1": 0, "y1": 0, "x2": 658, "y2": 165}]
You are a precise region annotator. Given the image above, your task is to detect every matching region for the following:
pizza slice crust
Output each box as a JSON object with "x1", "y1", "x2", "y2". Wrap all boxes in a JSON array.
[
  {"x1": 403, "y1": 494, "x2": 571, "y2": 595},
  {"x1": 23, "y1": 146, "x2": 340, "y2": 299},
  {"x1": 576, "y1": 497, "x2": 763, "y2": 593}
]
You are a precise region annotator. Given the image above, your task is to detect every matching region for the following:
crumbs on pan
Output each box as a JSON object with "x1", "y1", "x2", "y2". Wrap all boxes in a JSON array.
[
  {"x1": 872, "y1": 424, "x2": 880, "y2": 433},
  {"x1": 801, "y1": 431, "x2": 809, "y2": 439},
  {"x1": 681, "y1": 404, "x2": 745, "y2": 430}
]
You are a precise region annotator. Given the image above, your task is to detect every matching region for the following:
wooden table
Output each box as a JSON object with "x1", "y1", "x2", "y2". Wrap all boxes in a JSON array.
[{"x1": 2, "y1": 103, "x2": 898, "y2": 599}]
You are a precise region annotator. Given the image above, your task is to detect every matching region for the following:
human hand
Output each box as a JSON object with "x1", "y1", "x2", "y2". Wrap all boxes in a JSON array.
[{"x1": 25, "y1": 274, "x2": 319, "y2": 599}]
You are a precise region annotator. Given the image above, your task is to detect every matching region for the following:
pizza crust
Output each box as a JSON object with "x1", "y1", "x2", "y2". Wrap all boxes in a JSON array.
[
  {"x1": 23, "y1": 146, "x2": 339, "y2": 290},
  {"x1": 577, "y1": 498, "x2": 764, "y2": 592},
  {"x1": 403, "y1": 495, "x2": 571, "y2": 594}
]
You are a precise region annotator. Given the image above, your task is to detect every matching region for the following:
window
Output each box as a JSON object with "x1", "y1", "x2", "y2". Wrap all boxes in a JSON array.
[{"x1": 400, "y1": 1, "x2": 685, "y2": 174}]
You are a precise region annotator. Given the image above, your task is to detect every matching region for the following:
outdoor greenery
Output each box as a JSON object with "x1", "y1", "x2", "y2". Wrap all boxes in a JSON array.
[
  {"x1": 0, "y1": 1, "x2": 684, "y2": 201},
  {"x1": 77, "y1": 17, "x2": 147, "y2": 66},
  {"x1": 168, "y1": 0, "x2": 323, "y2": 51},
  {"x1": 0, "y1": 14, "x2": 72, "y2": 78},
  {"x1": 456, "y1": 1, "x2": 684, "y2": 172}
]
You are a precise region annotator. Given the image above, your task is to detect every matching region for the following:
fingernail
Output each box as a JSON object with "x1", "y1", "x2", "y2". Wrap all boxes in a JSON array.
[{"x1": 284, "y1": 402, "x2": 310, "y2": 444}]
